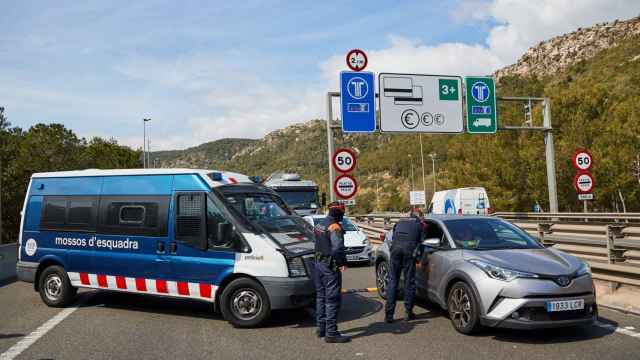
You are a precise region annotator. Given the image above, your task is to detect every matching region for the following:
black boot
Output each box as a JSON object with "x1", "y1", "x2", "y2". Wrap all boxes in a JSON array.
[
  {"x1": 316, "y1": 330, "x2": 325, "y2": 338},
  {"x1": 325, "y1": 332, "x2": 351, "y2": 343},
  {"x1": 404, "y1": 310, "x2": 416, "y2": 321},
  {"x1": 384, "y1": 314, "x2": 394, "y2": 323}
]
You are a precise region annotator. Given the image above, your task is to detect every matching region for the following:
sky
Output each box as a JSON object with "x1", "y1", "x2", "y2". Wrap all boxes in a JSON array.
[{"x1": 2, "y1": 0, "x2": 640, "y2": 151}]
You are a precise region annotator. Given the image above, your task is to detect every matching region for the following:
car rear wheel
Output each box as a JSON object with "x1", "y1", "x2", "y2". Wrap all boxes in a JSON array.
[
  {"x1": 376, "y1": 260, "x2": 389, "y2": 299},
  {"x1": 38, "y1": 265, "x2": 77, "y2": 307},
  {"x1": 220, "y1": 278, "x2": 271, "y2": 328},
  {"x1": 447, "y1": 282, "x2": 480, "y2": 334}
]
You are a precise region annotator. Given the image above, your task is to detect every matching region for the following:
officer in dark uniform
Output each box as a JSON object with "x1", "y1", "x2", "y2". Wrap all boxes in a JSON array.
[
  {"x1": 384, "y1": 208, "x2": 425, "y2": 323},
  {"x1": 313, "y1": 202, "x2": 350, "y2": 343}
]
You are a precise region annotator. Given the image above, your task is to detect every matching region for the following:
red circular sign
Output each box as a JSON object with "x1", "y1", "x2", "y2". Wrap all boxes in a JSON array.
[
  {"x1": 332, "y1": 148, "x2": 357, "y2": 173},
  {"x1": 573, "y1": 172, "x2": 595, "y2": 194},
  {"x1": 346, "y1": 49, "x2": 368, "y2": 72},
  {"x1": 572, "y1": 149, "x2": 593, "y2": 171},
  {"x1": 333, "y1": 174, "x2": 358, "y2": 199}
]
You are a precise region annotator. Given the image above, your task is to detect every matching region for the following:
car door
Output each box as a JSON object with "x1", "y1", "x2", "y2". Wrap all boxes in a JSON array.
[
  {"x1": 165, "y1": 192, "x2": 237, "y2": 291},
  {"x1": 416, "y1": 220, "x2": 457, "y2": 303}
]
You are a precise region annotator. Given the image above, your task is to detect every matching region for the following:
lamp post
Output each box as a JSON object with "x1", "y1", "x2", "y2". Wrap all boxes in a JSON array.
[
  {"x1": 429, "y1": 153, "x2": 437, "y2": 194},
  {"x1": 419, "y1": 134, "x2": 426, "y2": 207},
  {"x1": 408, "y1": 154, "x2": 414, "y2": 191},
  {"x1": 143, "y1": 118, "x2": 151, "y2": 168}
]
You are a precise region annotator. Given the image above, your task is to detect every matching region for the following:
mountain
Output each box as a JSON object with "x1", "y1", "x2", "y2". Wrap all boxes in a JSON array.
[
  {"x1": 151, "y1": 138, "x2": 258, "y2": 169},
  {"x1": 153, "y1": 17, "x2": 640, "y2": 214},
  {"x1": 495, "y1": 16, "x2": 640, "y2": 80}
]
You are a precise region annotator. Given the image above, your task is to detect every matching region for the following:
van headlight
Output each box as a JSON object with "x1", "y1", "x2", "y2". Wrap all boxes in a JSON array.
[
  {"x1": 286, "y1": 257, "x2": 308, "y2": 277},
  {"x1": 576, "y1": 261, "x2": 591, "y2": 276},
  {"x1": 468, "y1": 259, "x2": 539, "y2": 282}
]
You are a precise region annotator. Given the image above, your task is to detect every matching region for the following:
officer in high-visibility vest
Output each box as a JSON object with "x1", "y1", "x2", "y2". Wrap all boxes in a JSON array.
[
  {"x1": 385, "y1": 208, "x2": 425, "y2": 323},
  {"x1": 313, "y1": 202, "x2": 350, "y2": 343}
]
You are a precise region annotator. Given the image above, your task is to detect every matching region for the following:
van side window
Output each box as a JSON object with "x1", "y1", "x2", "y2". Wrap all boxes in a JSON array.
[
  {"x1": 97, "y1": 196, "x2": 169, "y2": 237},
  {"x1": 41, "y1": 196, "x2": 97, "y2": 232},
  {"x1": 175, "y1": 193, "x2": 207, "y2": 249}
]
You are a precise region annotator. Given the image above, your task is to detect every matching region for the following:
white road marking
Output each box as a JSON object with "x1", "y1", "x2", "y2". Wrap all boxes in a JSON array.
[
  {"x1": 0, "y1": 299, "x2": 85, "y2": 360},
  {"x1": 596, "y1": 321, "x2": 640, "y2": 339}
]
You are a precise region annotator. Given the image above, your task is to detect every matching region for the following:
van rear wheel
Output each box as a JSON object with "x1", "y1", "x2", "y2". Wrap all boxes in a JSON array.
[
  {"x1": 38, "y1": 265, "x2": 77, "y2": 307},
  {"x1": 220, "y1": 278, "x2": 271, "y2": 328}
]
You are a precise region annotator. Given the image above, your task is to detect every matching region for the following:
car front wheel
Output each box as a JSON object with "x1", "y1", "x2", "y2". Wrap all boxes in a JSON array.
[
  {"x1": 220, "y1": 278, "x2": 271, "y2": 328},
  {"x1": 447, "y1": 282, "x2": 481, "y2": 334},
  {"x1": 38, "y1": 265, "x2": 77, "y2": 307},
  {"x1": 376, "y1": 260, "x2": 389, "y2": 299}
]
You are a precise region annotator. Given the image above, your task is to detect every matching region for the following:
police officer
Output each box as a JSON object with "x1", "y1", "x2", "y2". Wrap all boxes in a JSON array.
[
  {"x1": 384, "y1": 208, "x2": 425, "y2": 323},
  {"x1": 313, "y1": 202, "x2": 350, "y2": 343}
]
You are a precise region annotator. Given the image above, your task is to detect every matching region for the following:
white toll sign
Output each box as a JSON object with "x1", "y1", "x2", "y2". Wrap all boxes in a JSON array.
[
  {"x1": 334, "y1": 174, "x2": 358, "y2": 199},
  {"x1": 573, "y1": 149, "x2": 593, "y2": 171},
  {"x1": 379, "y1": 73, "x2": 464, "y2": 133},
  {"x1": 574, "y1": 172, "x2": 595, "y2": 193},
  {"x1": 332, "y1": 148, "x2": 357, "y2": 173}
]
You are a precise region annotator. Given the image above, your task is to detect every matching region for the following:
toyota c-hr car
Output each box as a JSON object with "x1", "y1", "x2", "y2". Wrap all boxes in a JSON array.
[
  {"x1": 304, "y1": 215, "x2": 372, "y2": 264},
  {"x1": 374, "y1": 215, "x2": 597, "y2": 334}
]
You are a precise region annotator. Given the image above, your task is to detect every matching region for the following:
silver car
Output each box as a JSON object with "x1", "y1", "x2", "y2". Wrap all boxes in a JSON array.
[{"x1": 374, "y1": 216, "x2": 597, "y2": 334}]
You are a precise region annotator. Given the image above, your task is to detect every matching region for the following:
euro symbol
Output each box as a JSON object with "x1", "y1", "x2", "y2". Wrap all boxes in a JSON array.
[{"x1": 401, "y1": 109, "x2": 419, "y2": 129}]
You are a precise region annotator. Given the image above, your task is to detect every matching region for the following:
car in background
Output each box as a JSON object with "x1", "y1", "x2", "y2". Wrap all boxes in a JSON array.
[
  {"x1": 374, "y1": 215, "x2": 596, "y2": 334},
  {"x1": 304, "y1": 215, "x2": 372, "y2": 264}
]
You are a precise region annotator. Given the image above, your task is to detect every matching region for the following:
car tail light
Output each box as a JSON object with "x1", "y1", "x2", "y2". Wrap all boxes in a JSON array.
[
  {"x1": 379, "y1": 233, "x2": 385, "y2": 242},
  {"x1": 487, "y1": 207, "x2": 493, "y2": 214},
  {"x1": 457, "y1": 209, "x2": 462, "y2": 214}
]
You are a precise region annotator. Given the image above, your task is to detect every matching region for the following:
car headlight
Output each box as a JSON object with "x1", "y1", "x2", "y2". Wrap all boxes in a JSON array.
[
  {"x1": 286, "y1": 256, "x2": 307, "y2": 277},
  {"x1": 576, "y1": 261, "x2": 591, "y2": 276},
  {"x1": 468, "y1": 259, "x2": 539, "y2": 282}
]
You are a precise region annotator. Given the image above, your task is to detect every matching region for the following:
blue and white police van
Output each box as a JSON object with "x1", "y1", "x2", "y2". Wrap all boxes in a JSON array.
[{"x1": 16, "y1": 169, "x2": 316, "y2": 327}]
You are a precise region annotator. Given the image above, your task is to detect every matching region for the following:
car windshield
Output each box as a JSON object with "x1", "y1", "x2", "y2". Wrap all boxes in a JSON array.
[
  {"x1": 223, "y1": 192, "x2": 314, "y2": 248},
  {"x1": 311, "y1": 216, "x2": 358, "y2": 231},
  {"x1": 444, "y1": 218, "x2": 542, "y2": 250},
  {"x1": 276, "y1": 190, "x2": 318, "y2": 209}
]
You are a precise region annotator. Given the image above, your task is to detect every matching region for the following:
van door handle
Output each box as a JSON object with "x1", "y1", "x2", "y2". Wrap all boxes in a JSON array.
[
  {"x1": 156, "y1": 241, "x2": 165, "y2": 254},
  {"x1": 154, "y1": 258, "x2": 169, "y2": 263},
  {"x1": 169, "y1": 242, "x2": 177, "y2": 254}
]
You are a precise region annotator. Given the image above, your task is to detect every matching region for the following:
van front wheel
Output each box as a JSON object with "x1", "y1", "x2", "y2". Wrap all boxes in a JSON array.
[
  {"x1": 39, "y1": 265, "x2": 77, "y2": 307},
  {"x1": 220, "y1": 278, "x2": 271, "y2": 328}
]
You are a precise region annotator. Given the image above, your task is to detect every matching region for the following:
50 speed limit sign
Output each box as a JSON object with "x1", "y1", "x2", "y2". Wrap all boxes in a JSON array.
[
  {"x1": 573, "y1": 149, "x2": 593, "y2": 171},
  {"x1": 332, "y1": 148, "x2": 357, "y2": 173}
]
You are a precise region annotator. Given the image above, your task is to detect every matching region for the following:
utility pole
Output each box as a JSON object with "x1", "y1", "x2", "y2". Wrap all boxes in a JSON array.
[
  {"x1": 419, "y1": 134, "x2": 426, "y2": 205},
  {"x1": 143, "y1": 118, "x2": 151, "y2": 168},
  {"x1": 408, "y1": 154, "x2": 414, "y2": 190},
  {"x1": 325, "y1": 93, "x2": 337, "y2": 202},
  {"x1": 633, "y1": 153, "x2": 640, "y2": 185},
  {"x1": 429, "y1": 153, "x2": 437, "y2": 194},
  {"x1": 542, "y1": 99, "x2": 558, "y2": 213}
]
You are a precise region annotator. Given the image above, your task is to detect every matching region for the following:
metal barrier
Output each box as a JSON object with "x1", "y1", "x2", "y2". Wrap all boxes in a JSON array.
[
  {"x1": 354, "y1": 212, "x2": 640, "y2": 287},
  {"x1": 0, "y1": 243, "x2": 17, "y2": 284}
]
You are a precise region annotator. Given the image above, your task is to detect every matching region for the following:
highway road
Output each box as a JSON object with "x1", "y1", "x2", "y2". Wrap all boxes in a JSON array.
[{"x1": 1, "y1": 265, "x2": 640, "y2": 360}]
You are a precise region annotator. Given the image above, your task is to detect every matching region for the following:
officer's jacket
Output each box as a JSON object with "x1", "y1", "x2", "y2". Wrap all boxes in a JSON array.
[
  {"x1": 314, "y1": 216, "x2": 347, "y2": 267},
  {"x1": 391, "y1": 217, "x2": 424, "y2": 253}
]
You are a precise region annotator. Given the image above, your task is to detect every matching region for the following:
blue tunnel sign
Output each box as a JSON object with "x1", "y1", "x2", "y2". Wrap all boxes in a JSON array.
[{"x1": 340, "y1": 71, "x2": 376, "y2": 133}]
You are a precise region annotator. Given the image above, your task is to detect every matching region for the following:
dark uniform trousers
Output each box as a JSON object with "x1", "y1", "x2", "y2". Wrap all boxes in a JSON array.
[
  {"x1": 314, "y1": 260, "x2": 342, "y2": 336},
  {"x1": 384, "y1": 247, "x2": 416, "y2": 317}
]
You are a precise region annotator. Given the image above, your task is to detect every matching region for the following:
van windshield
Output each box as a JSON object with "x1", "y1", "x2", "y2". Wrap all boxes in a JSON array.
[{"x1": 222, "y1": 191, "x2": 314, "y2": 251}]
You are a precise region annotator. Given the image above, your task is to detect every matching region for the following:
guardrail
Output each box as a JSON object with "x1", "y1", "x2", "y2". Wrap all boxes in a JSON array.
[
  {"x1": 354, "y1": 212, "x2": 640, "y2": 287},
  {"x1": 0, "y1": 243, "x2": 17, "y2": 284}
]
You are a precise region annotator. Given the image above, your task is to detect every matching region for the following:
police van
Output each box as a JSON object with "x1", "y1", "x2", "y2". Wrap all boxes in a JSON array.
[{"x1": 16, "y1": 169, "x2": 316, "y2": 327}]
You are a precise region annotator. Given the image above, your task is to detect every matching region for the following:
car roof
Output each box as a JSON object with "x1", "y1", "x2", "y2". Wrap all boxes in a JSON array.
[{"x1": 30, "y1": 168, "x2": 253, "y2": 187}]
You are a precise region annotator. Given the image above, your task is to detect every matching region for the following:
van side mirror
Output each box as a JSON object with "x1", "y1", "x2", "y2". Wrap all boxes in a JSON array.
[
  {"x1": 321, "y1": 192, "x2": 327, "y2": 207},
  {"x1": 422, "y1": 238, "x2": 441, "y2": 248},
  {"x1": 217, "y1": 222, "x2": 233, "y2": 246}
]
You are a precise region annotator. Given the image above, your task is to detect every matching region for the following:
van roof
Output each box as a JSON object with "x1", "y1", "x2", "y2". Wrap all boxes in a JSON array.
[{"x1": 31, "y1": 168, "x2": 253, "y2": 187}]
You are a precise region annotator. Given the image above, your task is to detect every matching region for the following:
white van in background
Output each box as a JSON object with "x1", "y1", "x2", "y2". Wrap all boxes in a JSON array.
[{"x1": 428, "y1": 187, "x2": 491, "y2": 215}]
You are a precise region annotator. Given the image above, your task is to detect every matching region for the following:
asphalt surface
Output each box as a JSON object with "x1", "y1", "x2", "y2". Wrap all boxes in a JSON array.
[{"x1": 2, "y1": 265, "x2": 640, "y2": 360}]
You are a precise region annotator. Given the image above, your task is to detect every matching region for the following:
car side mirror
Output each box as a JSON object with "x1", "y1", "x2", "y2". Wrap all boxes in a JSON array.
[
  {"x1": 217, "y1": 222, "x2": 233, "y2": 246},
  {"x1": 422, "y1": 238, "x2": 441, "y2": 248}
]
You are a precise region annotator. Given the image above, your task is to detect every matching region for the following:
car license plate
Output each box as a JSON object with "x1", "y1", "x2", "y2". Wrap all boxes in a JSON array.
[
  {"x1": 347, "y1": 255, "x2": 358, "y2": 261},
  {"x1": 546, "y1": 299, "x2": 584, "y2": 312}
]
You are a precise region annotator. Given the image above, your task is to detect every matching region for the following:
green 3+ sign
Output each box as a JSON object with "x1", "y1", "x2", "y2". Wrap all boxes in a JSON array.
[
  {"x1": 465, "y1": 76, "x2": 497, "y2": 133},
  {"x1": 438, "y1": 79, "x2": 459, "y2": 101}
]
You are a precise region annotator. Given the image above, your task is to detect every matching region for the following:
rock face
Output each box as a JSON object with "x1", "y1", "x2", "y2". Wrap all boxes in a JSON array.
[{"x1": 495, "y1": 16, "x2": 640, "y2": 80}]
